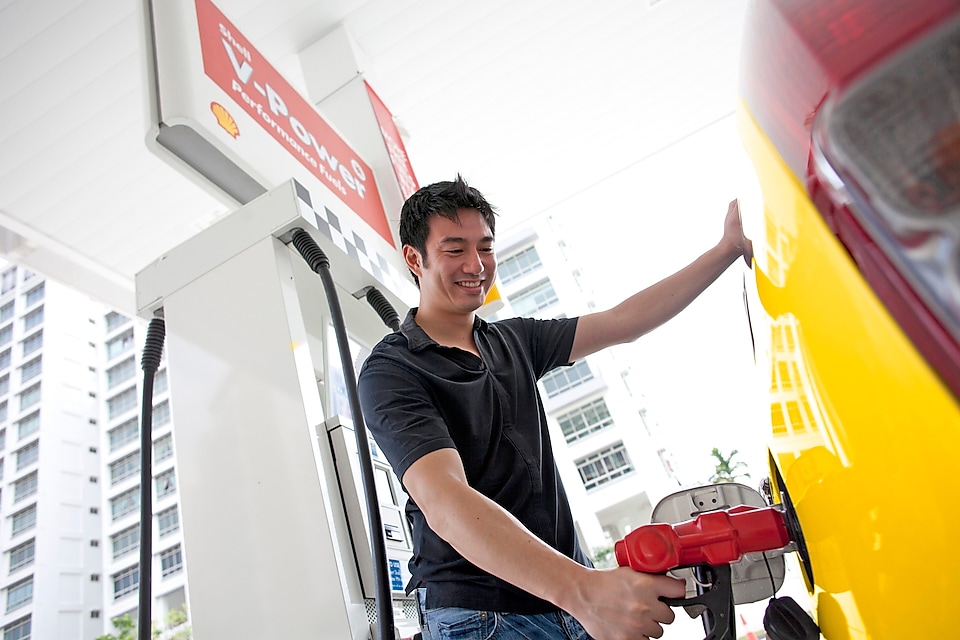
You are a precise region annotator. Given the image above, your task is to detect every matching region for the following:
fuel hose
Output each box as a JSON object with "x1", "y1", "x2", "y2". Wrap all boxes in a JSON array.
[{"x1": 290, "y1": 227, "x2": 396, "y2": 640}]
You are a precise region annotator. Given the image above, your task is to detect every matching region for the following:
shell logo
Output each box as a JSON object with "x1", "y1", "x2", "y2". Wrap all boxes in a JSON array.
[{"x1": 211, "y1": 102, "x2": 239, "y2": 138}]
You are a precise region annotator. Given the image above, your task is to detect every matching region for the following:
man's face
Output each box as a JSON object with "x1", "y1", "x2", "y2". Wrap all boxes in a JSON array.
[{"x1": 404, "y1": 208, "x2": 496, "y2": 315}]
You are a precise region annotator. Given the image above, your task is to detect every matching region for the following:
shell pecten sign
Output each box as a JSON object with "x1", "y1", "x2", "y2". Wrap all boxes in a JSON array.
[{"x1": 210, "y1": 102, "x2": 239, "y2": 138}]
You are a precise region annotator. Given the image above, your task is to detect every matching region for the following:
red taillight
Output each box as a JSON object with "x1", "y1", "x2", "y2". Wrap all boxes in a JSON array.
[
  {"x1": 740, "y1": 0, "x2": 958, "y2": 181},
  {"x1": 740, "y1": 0, "x2": 960, "y2": 398}
]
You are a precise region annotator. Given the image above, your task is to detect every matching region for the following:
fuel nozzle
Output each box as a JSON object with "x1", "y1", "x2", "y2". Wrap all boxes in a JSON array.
[{"x1": 615, "y1": 505, "x2": 791, "y2": 573}]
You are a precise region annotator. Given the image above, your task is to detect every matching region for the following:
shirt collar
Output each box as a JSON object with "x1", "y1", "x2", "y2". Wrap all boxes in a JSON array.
[{"x1": 400, "y1": 308, "x2": 488, "y2": 352}]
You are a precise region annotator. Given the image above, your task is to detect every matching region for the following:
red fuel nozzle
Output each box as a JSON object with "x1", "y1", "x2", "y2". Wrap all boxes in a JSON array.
[{"x1": 615, "y1": 505, "x2": 790, "y2": 573}]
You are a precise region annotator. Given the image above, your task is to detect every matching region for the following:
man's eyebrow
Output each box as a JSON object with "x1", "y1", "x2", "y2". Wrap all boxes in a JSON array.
[{"x1": 437, "y1": 236, "x2": 495, "y2": 244}]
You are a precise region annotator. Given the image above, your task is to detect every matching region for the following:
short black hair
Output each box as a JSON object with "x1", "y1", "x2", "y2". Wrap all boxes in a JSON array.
[{"x1": 399, "y1": 175, "x2": 497, "y2": 285}]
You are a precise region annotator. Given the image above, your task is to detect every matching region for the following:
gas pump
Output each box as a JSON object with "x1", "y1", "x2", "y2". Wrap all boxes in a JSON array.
[{"x1": 135, "y1": 179, "x2": 420, "y2": 639}]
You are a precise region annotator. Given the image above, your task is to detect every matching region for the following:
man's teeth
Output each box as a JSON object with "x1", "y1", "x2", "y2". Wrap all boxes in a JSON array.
[{"x1": 458, "y1": 281, "x2": 481, "y2": 287}]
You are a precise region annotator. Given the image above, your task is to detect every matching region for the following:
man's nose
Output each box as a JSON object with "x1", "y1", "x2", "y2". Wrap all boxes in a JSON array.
[{"x1": 463, "y1": 249, "x2": 484, "y2": 274}]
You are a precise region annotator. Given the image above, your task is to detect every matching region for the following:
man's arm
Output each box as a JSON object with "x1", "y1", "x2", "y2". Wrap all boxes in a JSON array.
[
  {"x1": 569, "y1": 199, "x2": 752, "y2": 362},
  {"x1": 403, "y1": 448, "x2": 686, "y2": 640}
]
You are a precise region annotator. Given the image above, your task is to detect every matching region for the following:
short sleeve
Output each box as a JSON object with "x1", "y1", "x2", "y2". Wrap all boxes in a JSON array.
[{"x1": 358, "y1": 358, "x2": 456, "y2": 483}]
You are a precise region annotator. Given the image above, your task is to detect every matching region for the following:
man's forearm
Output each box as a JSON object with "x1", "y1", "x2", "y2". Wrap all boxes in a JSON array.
[
  {"x1": 423, "y1": 475, "x2": 590, "y2": 610},
  {"x1": 570, "y1": 239, "x2": 740, "y2": 361}
]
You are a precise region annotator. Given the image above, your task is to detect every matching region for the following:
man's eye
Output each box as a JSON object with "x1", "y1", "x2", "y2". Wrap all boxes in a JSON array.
[{"x1": 446, "y1": 249, "x2": 463, "y2": 254}]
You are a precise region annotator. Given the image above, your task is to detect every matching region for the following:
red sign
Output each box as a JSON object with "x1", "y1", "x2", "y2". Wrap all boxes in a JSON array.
[
  {"x1": 365, "y1": 82, "x2": 420, "y2": 201},
  {"x1": 194, "y1": 0, "x2": 395, "y2": 247}
]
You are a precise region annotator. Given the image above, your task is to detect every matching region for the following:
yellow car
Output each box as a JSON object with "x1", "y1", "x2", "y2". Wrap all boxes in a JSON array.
[{"x1": 737, "y1": 0, "x2": 960, "y2": 637}]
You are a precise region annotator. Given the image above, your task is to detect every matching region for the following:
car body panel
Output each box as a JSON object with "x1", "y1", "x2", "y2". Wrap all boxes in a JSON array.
[{"x1": 737, "y1": 101, "x2": 960, "y2": 638}]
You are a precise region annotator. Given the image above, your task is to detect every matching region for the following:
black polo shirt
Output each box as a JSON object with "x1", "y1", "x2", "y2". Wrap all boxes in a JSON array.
[{"x1": 357, "y1": 309, "x2": 591, "y2": 613}]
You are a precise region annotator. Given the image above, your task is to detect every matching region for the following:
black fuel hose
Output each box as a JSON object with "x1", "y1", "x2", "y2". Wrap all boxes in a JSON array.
[
  {"x1": 364, "y1": 286, "x2": 400, "y2": 332},
  {"x1": 290, "y1": 228, "x2": 396, "y2": 640},
  {"x1": 138, "y1": 317, "x2": 166, "y2": 640}
]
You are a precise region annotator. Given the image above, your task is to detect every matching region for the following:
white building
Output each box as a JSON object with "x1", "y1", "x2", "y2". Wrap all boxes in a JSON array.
[
  {"x1": 0, "y1": 263, "x2": 190, "y2": 640},
  {"x1": 494, "y1": 223, "x2": 684, "y2": 560},
  {"x1": 100, "y1": 311, "x2": 189, "y2": 636},
  {"x1": 0, "y1": 266, "x2": 104, "y2": 639}
]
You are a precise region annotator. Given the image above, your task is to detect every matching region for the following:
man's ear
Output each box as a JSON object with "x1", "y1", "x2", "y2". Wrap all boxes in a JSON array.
[{"x1": 402, "y1": 245, "x2": 423, "y2": 278}]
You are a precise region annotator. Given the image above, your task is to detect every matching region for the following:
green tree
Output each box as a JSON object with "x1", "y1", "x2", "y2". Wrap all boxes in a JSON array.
[
  {"x1": 708, "y1": 447, "x2": 751, "y2": 484},
  {"x1": 94, "y1": 614, "x2": 136, "y2": 640},
  {"x1": 95, "y1": 606, "x2": 191, "y2": 640},
  {"x1": 591, "y1": 545, "x2": 617, "y2": 569}
]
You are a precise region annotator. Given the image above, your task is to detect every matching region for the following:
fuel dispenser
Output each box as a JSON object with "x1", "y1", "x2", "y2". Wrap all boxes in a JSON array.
[{"x1": 136, "y1": 179, "x2": 420, "y2": 639}]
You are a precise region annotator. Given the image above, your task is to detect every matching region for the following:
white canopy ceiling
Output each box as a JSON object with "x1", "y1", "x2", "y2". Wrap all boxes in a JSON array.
[{"x1": 0, "y1": 0, "x2": 748, "y2": 315}]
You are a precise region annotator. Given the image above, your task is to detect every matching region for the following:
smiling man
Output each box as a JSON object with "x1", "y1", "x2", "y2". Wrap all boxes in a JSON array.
[{"x1": 357, "y1": 175, "x2": 750, "y2": 640}]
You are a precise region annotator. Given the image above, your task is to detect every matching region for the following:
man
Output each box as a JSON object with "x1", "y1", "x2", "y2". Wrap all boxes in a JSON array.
[{"x1": 357, "y1": 176, "x2": 752, "y2": 640}]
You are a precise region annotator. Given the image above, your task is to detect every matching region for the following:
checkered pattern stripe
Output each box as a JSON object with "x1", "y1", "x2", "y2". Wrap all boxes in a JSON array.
[{"x1": 293, "y1": 180, "x2": 416, "y2": 300}]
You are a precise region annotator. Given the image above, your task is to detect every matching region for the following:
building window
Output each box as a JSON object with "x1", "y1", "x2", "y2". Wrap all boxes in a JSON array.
[
  {"x1": 2, "y1": 617, "x2": 31, "y2": 640},
  {"x1": 16, "y1": 413, "x2": 39, "y2": 441},
  {"x1": 110, "y1": 452, "x2": 140, "y2": 485},
  {"x1": 157, "y1": 506, "x2": 180, "y2": 538},
  {"x1": 8, "y1": 540, "x2": 35, "y2": 573},
  {"x1": 154, "y1": 369, "x2": 168, "y2": 395},
  {"x1": 13, "y1": 472, "x2": 38, "y2": 503},
  {"x1": 156, "y1": 469, "x2": 176, "y2": 499},
  {"x1": 106, "y1": 357, "x2": 137, "y2": 389},
  {"x1": 91, "y1": 610, "x2": 101, "y2": 619},
  {"x1": 18, "y1": 358, "x2": 40, "y2": 385},
  {"x1": 110, "y1": 486, "x2": 140, "y2": 521},
  {"x1": 15, "y1": 442, "x2": 38, "y2": 471},
  {"x1": 576, "y1": 442, "x2": 634, "y2": 491},
  {"x1": 0, "y1": 349, "x2": 10, "y2": 370},
  {"x1": 510, "y1": 279, "x2": 559, "y2": 317},
  {"x1": 152, "y1": 400, "x2": 170, "y2": 428},
  {"x1": 5, "y1": 577, "x2": 32, "y2": 612},
  {"x1": 557, "y1": 397, "x2": 615, "y2": 443},
  {"x1": 23, "y1": 284, "x2": 44, "y2": 307},
  {"x1": 21, "y1": 332, "x2": 42, "y2": 358},
  {"x1": 106, "y1": 329, "x2": 135, "y2": 361},
  {"x1": 154, "y1": 434, "x2": 173, "y2": 463},
  {"x1": 21, "y1": 308, "x2": 42, "y2": 333},
  {"x1": 107, "y1": 388, "x2": 137, "y2": 419},
  {"x1": 541, "y1": 360, "x2": 593, "y2": 398},
  {"x1": 111, "y1": 525, "x2": 140, "y2": 560},
  {"x1": 11, "y1": 505, "x2": 37, "y2": 537},
  {"x1": 112, "y1": 565, "x2": 139, "y2": 600},
  {"x1": 160, "y1": 545, "x2": 183, "y2": 578},
  {"x1": 0, "y1": 303, "x2": 13, "y2": 324},
  {"x1": 18, "y1": 384, "x2": 40, "y2": 412},
  {"x1": 0, "y1": 458, "x2": 4, "y2": 481},
  {"x1": 498, "y1": 246, "x2": 544, "y2": 284},
  {"x1": 0, "y1": 428, "x2": 4, "y2": 451},
  {"x1": 108, "y1": 418, "x2": 139, "y2": 452},
  {"x1": 0, "y1": 326, "x2": 11, "y2": 347},
  {"x1": 105, "y1": 311, "x2": 129, "y2": 333},
  {"x1": 0, "y1": 401, "x2": 6, "y2": 424},
  {"x1": 0, "y1": 270, "x2": 15, "y2": 295},
  {"x1": 0, "y1": 374, "x2": 8, "y2": 396}
]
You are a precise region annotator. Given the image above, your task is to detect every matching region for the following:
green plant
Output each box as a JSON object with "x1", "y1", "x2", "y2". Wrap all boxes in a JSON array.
[{"x1": 708, "y1": 447, "x2": 751, "y2": 484}]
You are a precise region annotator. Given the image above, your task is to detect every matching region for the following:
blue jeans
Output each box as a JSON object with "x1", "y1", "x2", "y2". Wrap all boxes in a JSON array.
[{"x1": 416, "y1": 590, "x2": 593, "y2": 640}]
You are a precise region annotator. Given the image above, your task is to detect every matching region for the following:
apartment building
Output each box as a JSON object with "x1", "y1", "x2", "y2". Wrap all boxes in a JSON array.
[
  {"x1": 493, "y1": 224, "x2": 683, "y2": 558},
  {"x1": 0, "y1": 264, "x2": 189, "y2": 640},
  {"x1": 0, "y1": 266, "x2": 103, "y2": 639}
]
